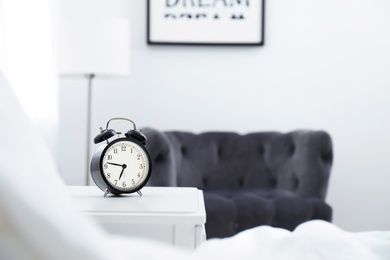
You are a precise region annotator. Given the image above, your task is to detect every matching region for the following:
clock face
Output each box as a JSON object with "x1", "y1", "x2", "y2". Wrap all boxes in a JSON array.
[{"x1": 100, "y1": 138, "x2": 151, "y2": 193}]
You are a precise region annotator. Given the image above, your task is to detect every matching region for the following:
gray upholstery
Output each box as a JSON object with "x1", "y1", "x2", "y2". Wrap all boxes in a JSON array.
[{"x1": 143, "y1": 128, "x2": 333, "y2": 238}]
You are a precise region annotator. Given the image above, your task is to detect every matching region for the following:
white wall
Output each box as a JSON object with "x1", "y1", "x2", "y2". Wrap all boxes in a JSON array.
[{"x1": 59, "y1": 0, "x2": 390, "y2": 232}]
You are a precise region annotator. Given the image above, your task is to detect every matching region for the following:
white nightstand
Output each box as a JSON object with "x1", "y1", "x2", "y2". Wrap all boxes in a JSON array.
[{"x1": 67, "y1": 186, "x2": 206, "y2": 250}]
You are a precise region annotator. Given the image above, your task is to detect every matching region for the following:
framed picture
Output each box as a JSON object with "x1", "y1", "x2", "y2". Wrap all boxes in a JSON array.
[{"x1": 147, "y1": 0, "x2": 265, "y2": 46}]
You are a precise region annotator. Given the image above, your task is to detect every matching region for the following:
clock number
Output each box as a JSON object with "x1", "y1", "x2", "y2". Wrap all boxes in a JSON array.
[
  {"x1": 137, "y1": 173, "x2": 141, "y2": 178},
  {"x1": 114, "y1": 180, "x2": 118, "y2": 185},
  {"x1": 107, "y1": 155, "x2": 112, "y2": 160},
  {"x1": 107, "y1": 173, "x2": 111, "y2": 178},
  {"x1": 139, "y1": 164, "x2": 144, "y2": 169},
  {"x1": 132, "y1": 179, "x2": 135, "y2": 185},
  {"x1": 104, "y1": 164, "x2": 108, "y2": 169},
  {"x1": 122, "y1": 182, "x2": 126, "y2": 187},
  {"x1": 137, "y1": 154, "x2": 141, "y2": 160},
  {"x1": 121, "y1": 146, "x2": 126, "y2": 151},
  {"x1": 113, "y1": 148, "x2": 118, "y2": 154}
]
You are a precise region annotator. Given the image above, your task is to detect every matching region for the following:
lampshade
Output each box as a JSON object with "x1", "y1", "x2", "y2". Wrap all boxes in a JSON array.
[{"x1": 59, "y1": 15, "x2": 130, "y2": 76}]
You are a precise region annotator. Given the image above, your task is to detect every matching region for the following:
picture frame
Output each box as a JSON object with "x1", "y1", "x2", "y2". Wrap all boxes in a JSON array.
[{"x1": 147, "y1": 0, "x2": 265, "y2": 46}]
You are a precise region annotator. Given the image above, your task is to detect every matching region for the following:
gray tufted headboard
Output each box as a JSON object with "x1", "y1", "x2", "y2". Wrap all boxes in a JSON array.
[{"x1": 144, "y1": 129, "x2": 333, "y2": 199}]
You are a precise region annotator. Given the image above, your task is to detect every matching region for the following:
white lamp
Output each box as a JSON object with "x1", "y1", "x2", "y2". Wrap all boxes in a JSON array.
[{"x1": 59, "y1": 15, "x2": 130, "y2": 185}]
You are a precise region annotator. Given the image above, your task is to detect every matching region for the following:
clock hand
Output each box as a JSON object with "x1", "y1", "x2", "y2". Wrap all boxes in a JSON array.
[
  {"x1": 118, "y1": 168, "x2": 124, "y2": 180},
  {"x1": 118, "y1": 164, "x2": 127, "y2": 180},
  {"x1": 107, "y1": 162, "x2": 123, "y2": 167}
]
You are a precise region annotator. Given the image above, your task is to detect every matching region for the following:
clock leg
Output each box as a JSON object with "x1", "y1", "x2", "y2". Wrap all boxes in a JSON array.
[
  {"x1": 137, "y1": 190, "x2": 143, "y2": 197},
  {"x1": 103, "y1": 188, "x2": 110, "y2": 197}
]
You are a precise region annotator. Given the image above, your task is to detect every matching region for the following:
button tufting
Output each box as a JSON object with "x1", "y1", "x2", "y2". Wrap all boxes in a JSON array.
[
  {"x1": 217, "y1": 145, "x2": 222, "y2": 157},
  {"x1": 203, "y1": 178, "x2": 208, "y2": 187},
  {"x1": 289, "y1": 144, "x2": 295, "y2": 156},
  {"x1": 238, "y1": 177, "x2": 244, "y2": 187},
  {"x1": 180, "y1": 146, "x2": 187, "y2": 156},
  {"x1": 293, "y1": 178, "x2": 299, "y2": 190},
  {"x1": 154, "y1": 154, "x2": 164, "y2": 162},
  {"x1": 321, "y1": 152, "x2": 332, "y2": 162},
  {"x1": 258, "y1": 145, "x2": 264, "y2": 156},
  {"x1": 270, "y1": 178, "x2": 277, "y2": 188}
]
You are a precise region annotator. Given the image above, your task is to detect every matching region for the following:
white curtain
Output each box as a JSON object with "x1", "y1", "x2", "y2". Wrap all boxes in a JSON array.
[{"x1": 0, "y1": 0, "x2": 60, "y2": 162}]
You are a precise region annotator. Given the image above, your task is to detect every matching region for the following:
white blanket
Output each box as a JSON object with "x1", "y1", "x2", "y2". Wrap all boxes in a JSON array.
[
  {"x1": 195, "y1": 221, "x2": 390, "y2": 259},
  {"x1": 1, "y1": 72, "x2": 390, "y2": 259}
]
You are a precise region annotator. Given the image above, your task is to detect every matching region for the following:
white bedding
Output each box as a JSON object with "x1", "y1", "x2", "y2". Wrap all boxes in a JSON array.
[{"x1": 1, "y1": 72, "x2": 390, "y2": 259}]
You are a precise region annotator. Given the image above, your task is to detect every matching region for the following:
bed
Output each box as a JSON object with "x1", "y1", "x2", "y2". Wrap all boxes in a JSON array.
[{"x1": 1, "y1": 72, "x2": 389, "y2": 259}]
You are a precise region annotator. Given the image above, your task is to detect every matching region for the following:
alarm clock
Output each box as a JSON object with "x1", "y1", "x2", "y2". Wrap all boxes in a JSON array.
[{"x1": 90, "y1": 117, "x2": 152, "y2": 197}]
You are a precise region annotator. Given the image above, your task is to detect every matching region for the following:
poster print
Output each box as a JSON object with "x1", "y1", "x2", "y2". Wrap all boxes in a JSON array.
[{"x1": 147, "y1": 0, "x2": 265, "y2": 45}]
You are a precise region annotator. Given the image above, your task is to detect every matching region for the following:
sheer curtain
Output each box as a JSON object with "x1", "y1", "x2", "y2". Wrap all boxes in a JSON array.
[{"x1": 0, "y1": 0, "x2": 60, "y2": 162}]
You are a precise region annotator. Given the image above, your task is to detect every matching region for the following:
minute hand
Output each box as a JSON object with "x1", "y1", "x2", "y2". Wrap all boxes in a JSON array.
[{"x1": 106, "y1": 162, "x2": 124, "y2": 167}]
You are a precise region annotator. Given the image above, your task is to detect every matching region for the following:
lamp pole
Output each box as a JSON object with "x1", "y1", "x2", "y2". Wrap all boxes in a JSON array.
[{"x1": 85, "y1": 73, "x2": 95, "y2": 185}]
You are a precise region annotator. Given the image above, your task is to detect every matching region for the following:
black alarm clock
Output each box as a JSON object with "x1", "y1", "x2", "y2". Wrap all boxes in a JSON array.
[{"x1": 90, "y1": 117, "x2": 152, "y2": 197}]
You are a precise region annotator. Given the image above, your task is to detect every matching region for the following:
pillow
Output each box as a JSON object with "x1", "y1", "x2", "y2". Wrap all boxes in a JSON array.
[{"x1": 0, "y1": 72, "x2": 111, "y2": 259}]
